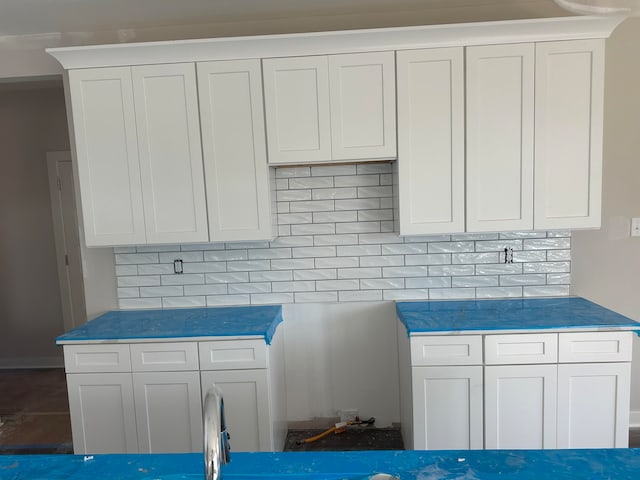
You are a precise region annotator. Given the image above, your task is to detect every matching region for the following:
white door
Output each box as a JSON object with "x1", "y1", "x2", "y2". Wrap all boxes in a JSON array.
[
  {"x1": 411, "y1": 366, "x2": 483, "y2": 450},
  {"x1": 466, "y1": 43, "x2": 534, "y2": 232},
  {"x1": 201, "y1": 369, "x2": 272, "y2": 452},
  {"x1": 485, "y1": 364, "x2": 558, "y2": 449},
  {"x1": 132, "y1": 63, "x2": 209, "y2": 244},
  {"x1": 534, "y1": 39, "x2": 605, "y2": 230},
  {"x1": 133, "y1": 371, "x2": 203, "y2": 453},
  {"x1": 329, "y1": 51, "x2": 396, "y2": 160},
  {"x1": 557, "y1": 362, "x2": 631, "y2": 448},
  {"x1": 66, "y1": 373, "x2": 138, "y2": 454},
  {"x1": 263, "y1": 55, "x2": 331, "y2": 164},
  {"x1": 47, "y1": 152, "x2": 86, "y2": 331},
  {"x1": 397, "y1": 47, "x2": 465, "y2": 235},
  {"x1": 67, "y1": 67, "x2": 146, "y2": 246},
  {"x1": 197, "y1": 59, "x2": 273, "y2": 242}
]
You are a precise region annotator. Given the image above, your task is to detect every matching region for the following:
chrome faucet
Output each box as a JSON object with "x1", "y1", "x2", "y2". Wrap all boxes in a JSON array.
[{"x1": 204, "y1": 386, "x2": 231, "y2": 480}]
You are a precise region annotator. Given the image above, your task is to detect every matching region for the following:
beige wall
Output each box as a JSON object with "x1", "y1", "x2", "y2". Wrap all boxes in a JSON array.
[
  {"x1": 572, "y1": 17, "x2": 640, "y2": 423},
  {"x1": 0, "y1": 85, "x2": 70, "y2": 367}
]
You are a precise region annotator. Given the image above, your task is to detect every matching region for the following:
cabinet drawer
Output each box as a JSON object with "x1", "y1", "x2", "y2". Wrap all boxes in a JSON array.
[
  {"x1": 199, "y1": 339, "x2": 267, "y2": 370},
  {"x1": 485, "y1": 333, "x2": 557, "y2": 365},
  {"x1": 130, "y1": 342, "x2": 199, "y2": 371},
  {"x1": 559, "y1": 331, "x2": 632, "y2": 363},
  {"x1": 410, "y1": 336, "x2": 482, "y2": 366},
  {"x1": 64, "y1": 344, "x2": 131, "y2": 373}
]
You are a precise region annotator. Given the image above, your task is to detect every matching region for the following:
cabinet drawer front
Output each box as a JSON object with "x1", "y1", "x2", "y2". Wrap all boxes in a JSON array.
[
  {"x1": 410, "y1": 336, "x2": 482, "y2": 366},
  {"x1": 199, "y1": 339, "x2": 267, "y2": 370},
  {"x1": 64, "y1": 344, "x2": 131, "y2": 373},
  {"x1": 559, "y1": 331, "x2": 632, "y2": 363},
  {"x1": 485, "y1": 333, "x2": 558, "y2": 365},
  {"x1": 130, "y1": 342, "x2": 199, "y2": 371}
]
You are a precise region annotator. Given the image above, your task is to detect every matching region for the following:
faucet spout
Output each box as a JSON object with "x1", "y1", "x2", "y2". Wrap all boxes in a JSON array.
[{"x1": 204, "y1": 386, "x2": 230, "y2": 480}]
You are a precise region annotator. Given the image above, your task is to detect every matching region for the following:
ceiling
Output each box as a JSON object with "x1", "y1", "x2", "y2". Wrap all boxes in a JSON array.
[{"x1": 0, "y1": 0, "x2": 573, "y2": 39}]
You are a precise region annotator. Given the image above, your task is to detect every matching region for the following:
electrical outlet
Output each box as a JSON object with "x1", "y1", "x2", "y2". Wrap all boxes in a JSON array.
[
  {"x1": 631, "y1": 218, "x2": 640, "y2": 237},
  {"x1": 504, "y1": 247, "x2": 514, "y2": 264},
  {"x1": 338, "y1": 409, "x2": 358, "y2": 422}
]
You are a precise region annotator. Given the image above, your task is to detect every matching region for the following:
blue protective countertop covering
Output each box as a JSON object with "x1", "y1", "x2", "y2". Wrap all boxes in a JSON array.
[
  {"x1": 3, "y1": 449, "x2": 640, "y2": 479},
  {"x1": 396, "y1": 297, "x2": 640, "y2": 335},
  {"x1": 56, "y1": 305, "x2": 282, "y2": 344}
]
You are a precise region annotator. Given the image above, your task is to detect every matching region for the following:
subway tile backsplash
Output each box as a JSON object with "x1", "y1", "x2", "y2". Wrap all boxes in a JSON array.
[{"x1": 115, "y1": 163, "x2": 571, "y2": 309}]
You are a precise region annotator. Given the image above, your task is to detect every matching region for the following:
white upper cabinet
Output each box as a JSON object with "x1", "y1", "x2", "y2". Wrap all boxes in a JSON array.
[
  {"x1": 328, "y1": 52, "x2": 396, "y2": 161},
  {"x1": 263, "y1": 51, "x2": 396, "y2": 164},
  {"x1": 262, "y1": 56, "x2": 331, "y2": 164},
  {"x1": 67, "y1": 67, "x2": 146, "y2": 246},
  {"x1": 197, "y1": 59, "x2": 274, "y2": 241},
  {"x1": 466, "y1": 43, "x2": 535, "y2": 232},
  {"x1": 132, "y1": 63, "x2": 209, "y2": 244},
  {"x1": 534, "y1": 39, "x2": 604, "y2": 230},
  {"x1": 397, "y1": 47, "x2": 465, "y2": 235}
]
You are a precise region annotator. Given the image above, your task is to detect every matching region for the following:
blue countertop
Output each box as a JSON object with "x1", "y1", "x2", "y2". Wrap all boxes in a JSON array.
[
  {"x1": 396, "y1": 297, "x2": 640, "y2": 335},
  {"x1": 56, "y1": 305, "x2": 283, "y2": 345},
  {"x1": 3, "y1": 449, "x2": 640, "y2": 479}
]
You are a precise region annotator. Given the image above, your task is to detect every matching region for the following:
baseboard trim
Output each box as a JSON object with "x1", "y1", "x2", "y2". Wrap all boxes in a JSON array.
[
  {"x1": 0, "y1": 357, "x2": 64, "y2": 369},
  {"x1": 630, "y1": 410, "x2": 640, "y2": 429}
]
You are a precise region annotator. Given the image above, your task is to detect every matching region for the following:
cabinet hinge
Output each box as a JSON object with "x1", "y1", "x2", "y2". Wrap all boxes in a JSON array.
[{"x1": 57, "y1": 176, "x2": 62, "y2": 191}]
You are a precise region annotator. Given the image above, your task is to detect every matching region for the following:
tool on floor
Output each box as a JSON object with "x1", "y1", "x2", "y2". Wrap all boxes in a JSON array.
[{"x1": 295, "y1": 417, "x2": 375, "y2": 445}]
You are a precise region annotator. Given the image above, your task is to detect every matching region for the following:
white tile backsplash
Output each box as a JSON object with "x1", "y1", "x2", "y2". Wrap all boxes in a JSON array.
[{"x1": 115, "y1": 163, "x2": 573, "y2": 309}]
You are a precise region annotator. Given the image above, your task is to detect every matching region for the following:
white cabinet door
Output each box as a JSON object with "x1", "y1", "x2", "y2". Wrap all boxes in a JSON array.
[
  {"x1": 66, "y1": 373, "x2": 138, "y2": 454},
  {"x1": 201, "y1": 369, "x2": 272, "y2": 452},
  {"x1": 133, "y1": 371, "x2": 203, "y2": 453},
  {"x1": 132, "y1": 63, "x2": 209, "y2": 244},
  {"x1": 197, "y1": 59, "x2": 274, "y2": 241},
  {"x1": 397, "y1": 48, "x2": 465, "y2": 235},
  {"x1": 466, "y1": 43, "x2": 535, "y2": 232},
  {"x1": 67, "y1": 67, "x2": 146, "y2": 246},
  {"x1": 534, "y1": 39, "x2": 605, "y2": 230},
  {"x1": 263, "y1": 52, "x2": 395, "y2": 164},
  {"x1": 329, "y1": 51, "x2": 396, "y2": 160},
  {"x1": 412, "y1": 366, "x2": 483, "y2": 450},
  {"x1": 485, "y1": 365, "x2": 558, "y2": 449},
  {"x1": 557, "y1": 362, "x2": 631, "y2": 448},
  {"x1": 263, "y1": 56, "x2": 331, "y2": 164}
]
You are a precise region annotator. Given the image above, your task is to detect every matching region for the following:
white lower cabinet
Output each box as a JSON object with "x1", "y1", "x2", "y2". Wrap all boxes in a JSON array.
[
  {"x1": 412, "y1": 366, "x2": 483, "y2": 450},
  {"x1": 557, "y1": 362, "x2": 631, "y2": 448},
  {"x1": 66, "y1": 373, "x2": 138, "y2": 454},
  {"x1": 485, "y1": 364, "x2": 557, "y2": 449},
  {"x1": 133, "y1": 371, "x2": 203, "y2": 453},
  {"x1": 201, "y1": 369, "x2": 270, "y2": 452},
  {"x1": 400, "y1": 329, "x2": 633, "y2": 451},
  {"x1": 64, "y1": 334, "x2": 285, "y2": 454}
]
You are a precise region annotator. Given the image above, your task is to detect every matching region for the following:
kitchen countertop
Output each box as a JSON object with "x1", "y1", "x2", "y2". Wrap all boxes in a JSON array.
[
  {"x1": 396, "y1": 297, "x2": 640, "y2": 335},
  {"x1": 55, "y1": 305, "x2": 283, "y2": 344},
  {"x1": 3, "y1": 449, "x2": 640, "y2": 479}
]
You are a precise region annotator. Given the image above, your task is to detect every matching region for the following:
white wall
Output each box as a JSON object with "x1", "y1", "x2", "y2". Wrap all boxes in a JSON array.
[
  {"x1": 283, "y1": 301, "x2": 400, "y2": 426},
  {"x1": 0, "y1": 85, "x2": 70, "y2": 367},
  {"x1": 572, "y1": 17, "x2": 640, "y2": 426}
]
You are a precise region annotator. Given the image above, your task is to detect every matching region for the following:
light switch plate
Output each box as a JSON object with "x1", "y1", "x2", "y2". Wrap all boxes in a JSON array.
[{"x1": 631, "y1": 218, "x2": 640, "y2": 237}]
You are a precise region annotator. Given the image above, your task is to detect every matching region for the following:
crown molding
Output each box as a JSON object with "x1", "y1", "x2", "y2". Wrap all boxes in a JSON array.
[{"x1": 47, "y1": 15, "x2": 626, "y2": 70}]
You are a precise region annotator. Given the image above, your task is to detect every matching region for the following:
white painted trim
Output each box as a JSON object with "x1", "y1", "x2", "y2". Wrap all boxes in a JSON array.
[
  {"x1": 630, "y1": 410, "x2": 640, "y2": 429},
  {"x1": 46, "y1": 16, "x2": 625, "y2": 70}
]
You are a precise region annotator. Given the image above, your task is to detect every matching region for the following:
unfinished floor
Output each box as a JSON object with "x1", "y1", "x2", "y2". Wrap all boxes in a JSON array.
[{"x1": 0, "y1": 369, "x2": 72, "y2": 454}]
